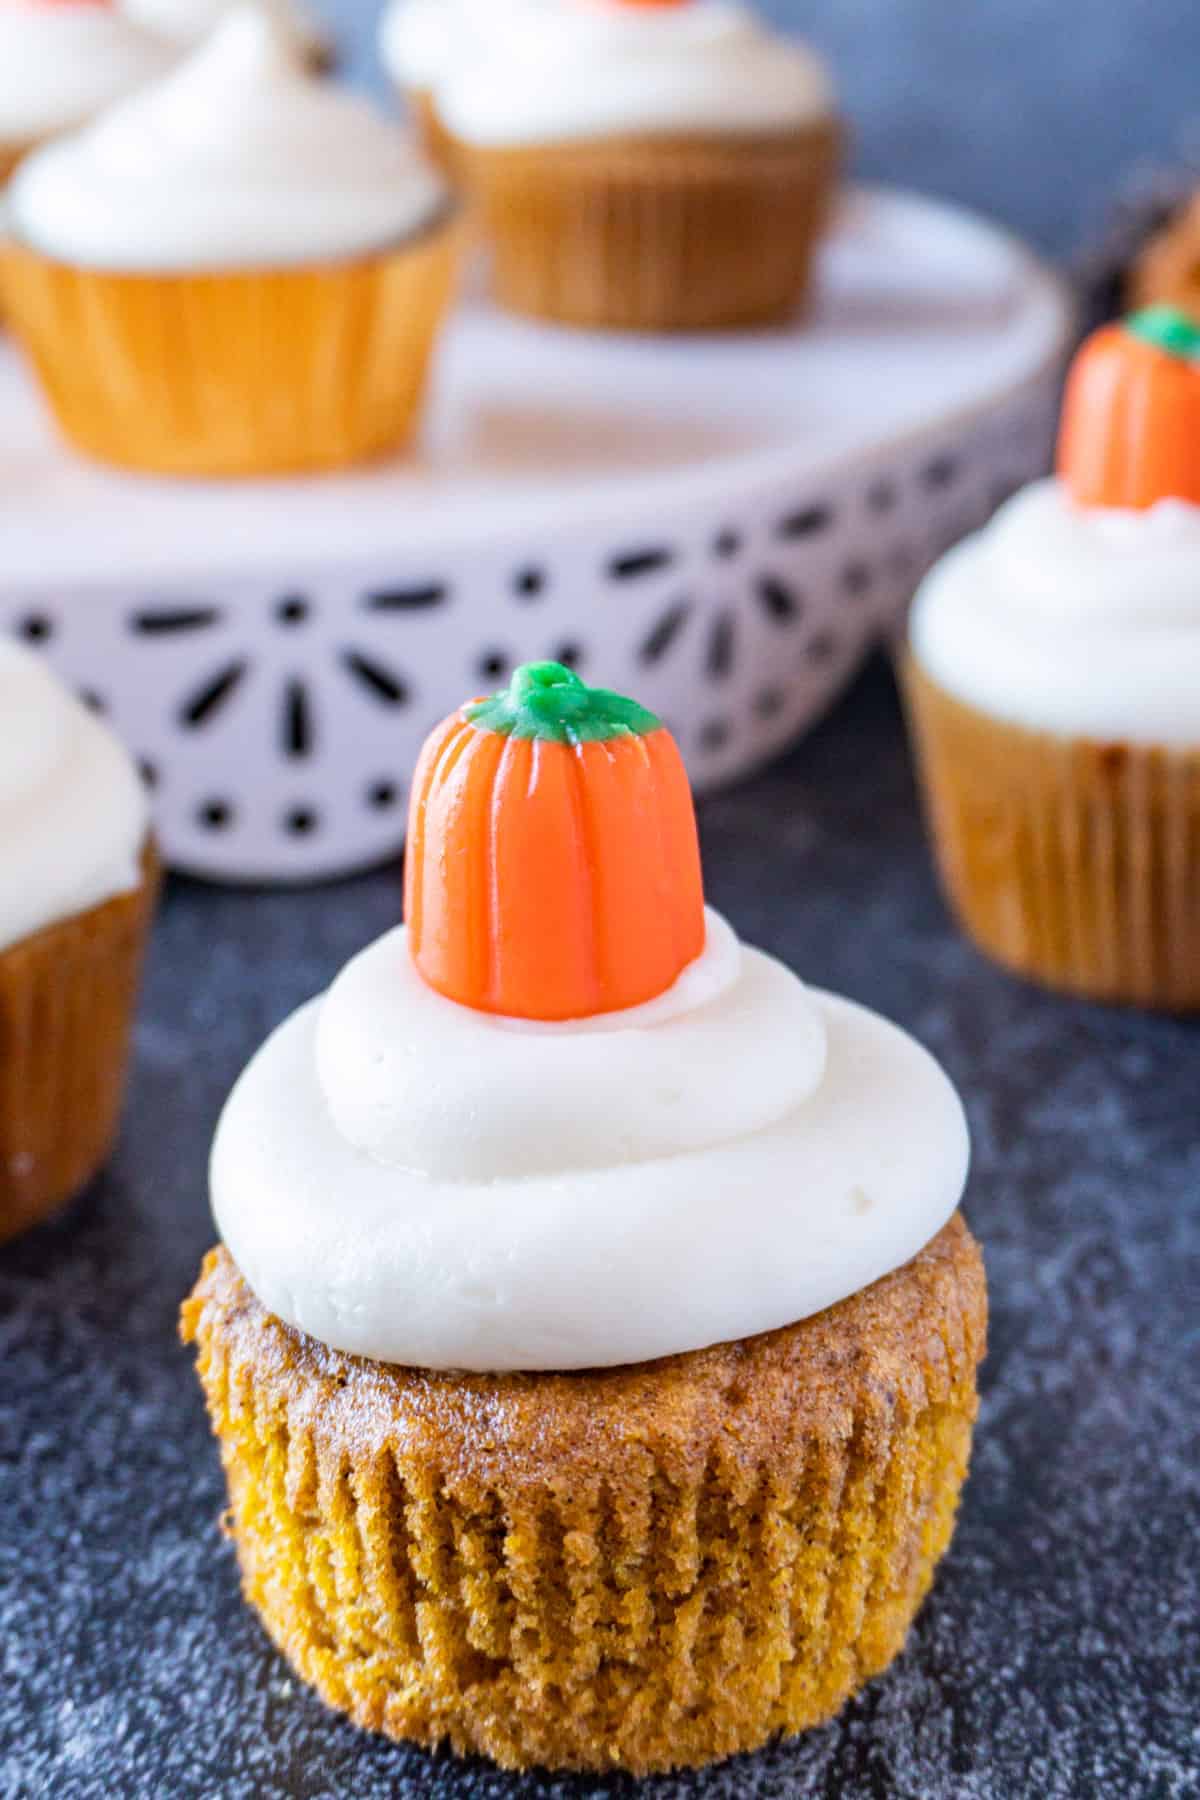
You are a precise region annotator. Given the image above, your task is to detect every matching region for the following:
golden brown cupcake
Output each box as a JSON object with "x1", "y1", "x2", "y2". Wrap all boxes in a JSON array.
[
  {"x1": 183, "y1": 662, "x2": 982, "y2": 1773},
  {"x1": 905, "y1": 308, "x2": 1200, "y2": 1009},
  {"x1": 1129, "y1": 192, "x2": 1200, "y2": 323},
  {"x1": 2, "y1": 12, "x2": 458, "y2": 477},
  {"x1": 437, "y1": 0, "x2": 841, "y2": 331},
  {"x1": 0, "y1": 640, "x2": 157, "y2": 1244}
]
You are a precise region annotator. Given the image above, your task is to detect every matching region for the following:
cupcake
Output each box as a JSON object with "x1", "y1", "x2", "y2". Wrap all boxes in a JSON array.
[
  {"x1": 0, "y1": 639, "x2": 157, "y2": 1243},
  {"x1": 437, "y1": 0, "x2": 841, "y2": 332},
  {"x1": 183, "y1": 661, "x2": 984, "y2": 1775},
  {"x1": 905, "y1": 307, "x2": 1200, "y2": 1009},
  {"x1": 121, "y1": 0, "x2": 334, "y2": 69},
  {"x1": 0, "y1": 0, "x2": 171, "y2": 183},
  {"x1": 2, "y1": 10, "x2": 458, "y2": 476}
]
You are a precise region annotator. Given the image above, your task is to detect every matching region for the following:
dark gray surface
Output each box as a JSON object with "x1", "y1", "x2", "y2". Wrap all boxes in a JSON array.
[
  {"x1": 2, "y1": 659, "x2": 1197, "y2": 1800},
  {"x1": 325, "y1": 0, "x2": 1200, "y2": 256}
]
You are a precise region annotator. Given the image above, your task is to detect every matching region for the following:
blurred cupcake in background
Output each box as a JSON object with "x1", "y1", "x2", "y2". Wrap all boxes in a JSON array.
[
  {"x1": 905, "y1": 307, "x2": 1200, "y2": 1010},
  {"x1": 437, "y1": 0, "x2": 841, "y2": 332},
  {"x1": 121, "y1": 0, "x2": 334, "y2": 70},
  {"x1": 3, "y1": 9, "x2": 459, "y2": 476},
  {"x1": 0, "y1": 0, "x2": 171, "y2": 184},
  {"x1": 1129, "y1": 192, "x2": 1200, "y2": 324},
  {"x1": 0, "y1": 639, "x2": 158, "y2": 1244}
]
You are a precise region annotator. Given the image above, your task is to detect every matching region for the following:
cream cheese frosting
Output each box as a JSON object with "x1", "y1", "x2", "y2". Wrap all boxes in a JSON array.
[
  {"x1": 0, "y1": 639, "x2": 149, "y2": 954},
  {"x1": 438, "y1": 0, "x2": 835, "y2": 148},
  {"x1": 7, "y1": 9, "x2": 448, "y2": 270},
  {"x1": 910, "y1": 477, "x2": 1200, "y2": 745},
  {"x1": 211, "y1": 909, "x2": 968, "y2": 1373},
  {"x1": 0, "y1": 3, "x2": 172, "y2": 149},
  {"x1": 121, "y1": 0, "x2": 328, "y2": 57},
  {"x1": 380, "y1": 0, "x2": 460, "y2": 89}
]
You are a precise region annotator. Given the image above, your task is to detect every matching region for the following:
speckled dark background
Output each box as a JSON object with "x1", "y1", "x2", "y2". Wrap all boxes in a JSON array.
[{"x1": 2, "y1": 661, "x2": 1198, "y2": 1800}]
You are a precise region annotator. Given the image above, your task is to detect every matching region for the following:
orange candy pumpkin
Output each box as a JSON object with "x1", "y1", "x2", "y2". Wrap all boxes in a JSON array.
[
  {"x1": 1057, "y1": 306, "x2": 1200, "y2": 511},
  {"x1": 404, "y1": 662, "x2": 706, "y2": 1021}
]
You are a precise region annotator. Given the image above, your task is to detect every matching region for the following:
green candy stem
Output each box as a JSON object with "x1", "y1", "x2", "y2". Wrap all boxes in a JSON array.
[
  {"x1": 464, "y1": 661, "x2": 662, "y2": 745},
  {"x1": 1125, "y1": 305, "x2": 1200, "y2": 361}
]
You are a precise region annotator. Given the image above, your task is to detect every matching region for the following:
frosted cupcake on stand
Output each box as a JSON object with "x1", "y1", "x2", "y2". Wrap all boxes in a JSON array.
[
  {"x1": 184, "y1": 661, "x2": 984, "y2": 1774},
  {"x1": 0, "y1": 640, "x2": 158, "y2": 1243},
  {"x1": 0, "y1": 0, "x2": 171, "y2": 183},
  {"x1": 3, "y1": 9, "x2": 458, "y2": 474},
  {"x1": 906, "y1": 307, "x2": 1200, "y2": 1009},
  {"x1": 437, "y1": 0, "x2": 841, "y2": 331}
]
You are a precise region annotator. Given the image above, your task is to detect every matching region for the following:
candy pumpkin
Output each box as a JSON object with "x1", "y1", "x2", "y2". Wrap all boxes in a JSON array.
[
  {"x1": 405, "y1": 662, "x2": 706, "y2": 1021},
  {"x1": 1057, "y1": 306, "x2": 1200, "y2": 511}
]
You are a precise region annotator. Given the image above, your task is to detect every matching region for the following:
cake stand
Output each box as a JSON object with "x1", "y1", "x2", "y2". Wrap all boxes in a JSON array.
[{"x1": 0, "y1": 185, "x2": 1074, "y2": 883}]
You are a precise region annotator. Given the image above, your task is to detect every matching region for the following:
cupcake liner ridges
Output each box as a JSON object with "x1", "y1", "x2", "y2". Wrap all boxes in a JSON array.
[
  {"x1": 457, "y1": 124, "x2": 841, "y2": 333},
  {"x1": 182, "y1": 1214, "x2": 985, "y2": 1775},
  {"x1": 905, "y1": 661, "x2": 1200, "y2": 1009},
  {"x1": 0, "y1": 226, "x2": 460, "y2": 477},
  {"x1": 0, "y1": 845, "x2": 158, "y2": 1243}
]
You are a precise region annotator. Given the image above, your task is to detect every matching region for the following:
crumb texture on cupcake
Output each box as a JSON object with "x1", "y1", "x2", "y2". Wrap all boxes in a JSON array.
[{"x1": 182, "y1": 1214, "x2": 986, "y2": 1775}]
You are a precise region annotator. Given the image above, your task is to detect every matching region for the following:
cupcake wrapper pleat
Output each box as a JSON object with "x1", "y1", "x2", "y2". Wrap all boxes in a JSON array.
[
  {"x1": 0, "y1": 229, "x2": 460, "y2": 477},
  {"x1": 457, "y1": 124, "x2": 841, "y2": 333},
  {"x1": 0, "y1": 845, "x2": 158, "y2": 1243},
  {"x1": 182, "y1": 1219, "x2": 985, "y2": 1775},
  {"x1": 904, "y1": 660, "x2": 1200, "y2": 1009}
]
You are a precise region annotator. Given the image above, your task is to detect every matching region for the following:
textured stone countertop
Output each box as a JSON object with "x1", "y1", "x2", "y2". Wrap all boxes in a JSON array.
[{"x1": 2, "y1": 659, "x2": 1197, "y2": 1800}]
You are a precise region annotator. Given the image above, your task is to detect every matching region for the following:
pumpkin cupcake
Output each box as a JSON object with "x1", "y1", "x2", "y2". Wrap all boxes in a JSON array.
[
  {"x1": 0, "y1": 639, "x2": 157, "y2": 1244},
  {"x1": 183, "y1": 661, "x2": 984, "y2": 1775},
  {"x1": 905, "y1": 306, "x2": 1200, "y2": 1009},
  {"x1": 3, "y1": 9, "x2": 458, "y2": 475},
  {"x1": 0, "y1": 0, "x2": 170, "y2": 184},
  {"x1": 437, "y1": 0, "x2": 841, "y2": 331}
]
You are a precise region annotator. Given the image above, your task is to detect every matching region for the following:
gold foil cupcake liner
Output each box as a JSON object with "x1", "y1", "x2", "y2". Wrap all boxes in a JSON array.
[
  {"x1": 1, "y1": 221, "x2": 460, "y2": 477},
  {"x1": 458, "y1": 123, "x2": 841, "y2": 332},
  {"x1": 183, "y1": 1217, "x2": 985, "y2": 1775},
  {"x1": 0, "y1": 845, "x2": 159, "y2": 1244},
  {"x1": 904, "y1": 660, "x2": 1200, "y2": 1009}
]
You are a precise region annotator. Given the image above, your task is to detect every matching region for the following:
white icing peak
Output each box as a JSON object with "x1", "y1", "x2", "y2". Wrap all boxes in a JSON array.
[
  {"x1": 910, "y1": 477, "x2": 1200, "y2": 744},
  {"x1": 8, "y1": 9, "x2": 448, "y2": 270},
  {"x1": 0, "y1": 2, "x2": 171, "y2": 147},
  {"x1": 0, "y1": 639, "x2": 148, "y2": 952},
  {"x1": 439, "y1": 0, "x2": 835, "y2": 147},
  {"x1": 211, "y1": 910, "x2": 968, "y2": 1372},
  {"x1": 121, "y1": 0, "x2": 326, "y2": 54}
]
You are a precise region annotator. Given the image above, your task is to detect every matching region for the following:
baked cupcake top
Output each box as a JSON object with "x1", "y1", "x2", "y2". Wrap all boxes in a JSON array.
[
  {"x1": 7, "y1": 8, "x2": 448, "y2": 269},
  {"x1": 911, "y1": 308, "x2": 1200, "y2": 744},
  {"x1": 438, "y1": 0, "x2": 835, "y2": 149},
  {"x1": 0, "y1": 639, "x2": 148, "y2": 953},
  {"x1": 211, "y1": 662, "x2": 968, "y2": 1373},
  {"x1": 0, "y1": 0, "x2": 171, "y2": 151}
]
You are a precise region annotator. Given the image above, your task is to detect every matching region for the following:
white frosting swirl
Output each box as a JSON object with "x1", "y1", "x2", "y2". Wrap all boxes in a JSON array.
[
  {"x1": 8, "y1": 10, "x2": 448, "y2": 270},
  {"x1": 212, "y1": 910, "x2": 968, "y2": 1372},
  {"x1": 0, "y1": 639, "x2": 149, "y2": 953},
  {"x1": 439, "y1": 0, "x2": 835, "y2": 148},
  {"x1": 0, "y1": 4, "x2": 171, "y2": 149},
  {"x1": 122, "y1": 0, "x2": 327, "y2": 57},
  {"x1": 911, "y1": 478, "x2": 1200, "y2": 744}
]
